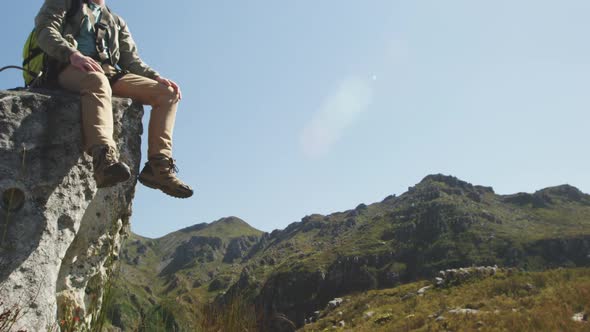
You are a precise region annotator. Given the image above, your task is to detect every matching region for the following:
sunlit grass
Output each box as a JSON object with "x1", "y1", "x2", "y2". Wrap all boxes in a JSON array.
[{"x1": 302, "y1": 268, "x2": 590, "y2": 332}]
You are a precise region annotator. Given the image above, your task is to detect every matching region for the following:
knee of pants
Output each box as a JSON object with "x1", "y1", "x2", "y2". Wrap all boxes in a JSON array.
[
  {"x1": 81, "y1": 72, "x2": 111, "y2": 94},
  {"x1": 152, "y1": 86, "x2": 178, "y2": 107}
]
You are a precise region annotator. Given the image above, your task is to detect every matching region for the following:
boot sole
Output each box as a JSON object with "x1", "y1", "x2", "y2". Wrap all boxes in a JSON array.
[
  {"x1": 137, "y1": 175, "x2": 193, "y2": 199},
  {"x1": 96, "y1": 164, "x2": 132, "y2": 188}
]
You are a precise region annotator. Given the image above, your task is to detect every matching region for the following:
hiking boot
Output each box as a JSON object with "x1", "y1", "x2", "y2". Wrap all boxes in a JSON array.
[
  {"x1": 91, "y1": 145, "x2": 131, "y2": 188},
  {"x1": 138, "y1": 155, "x2": 193, "y2": 198}
]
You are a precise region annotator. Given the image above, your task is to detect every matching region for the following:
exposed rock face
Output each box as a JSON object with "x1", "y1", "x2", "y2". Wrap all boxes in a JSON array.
[
  {"x1": 501, "y1": 185, "x2": 590, "y2": 208},
  {"x1": 0, "y1": 89, "x2": 143, "y2": 330},
  {"x1": 160, "y1": 236, "x2": 224, "y2": 275},
  {"x1": 223, "y1": 235, "x2": 259, "y2": 263},
  {"x1": 253, "y1": 252, "x2": 396, "y2": 328},
  {"x1": 434, "y1": 266, "x2": 499, "y2": 287}
]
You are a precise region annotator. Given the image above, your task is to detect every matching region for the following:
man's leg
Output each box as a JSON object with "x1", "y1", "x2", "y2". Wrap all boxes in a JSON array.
[
  {"x1": 112, "y1": 73, "x2": 177, "y2": 158},
  {"x1": 112, "y1": 74, "x2": 193, "y2": 198},
  {"x1": 58, "y1": 65, "x2": 131, "y2": 187},
  {"x1": 58, "y1": 65, "x2": 117, "y2": 152}
]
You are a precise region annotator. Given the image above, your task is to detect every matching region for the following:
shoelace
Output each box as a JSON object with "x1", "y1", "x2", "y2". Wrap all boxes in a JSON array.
[
  {"x1": 168, "y1": 158, "x2": 180, "y2": 174},
  {"x1": 94, "y1": 146, "x2": 117, "y2": 168},
  {"x1": 105, "y1": 146, "x2": 117, "y2": 163}
]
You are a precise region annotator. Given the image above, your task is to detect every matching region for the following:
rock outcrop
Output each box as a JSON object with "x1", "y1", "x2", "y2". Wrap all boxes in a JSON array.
[
  {"x1": 160, "y1": 236, "x2": 224, "y2": 275},
  {"x1": 0, "y1": 89, "x2": 143, "y2": 330},
  {"x1": 223, "y1": 235, "x2": 259, "y2": 263},
  {"x1": 434, "y1": 266, "x2": 499, "y2": 287}
]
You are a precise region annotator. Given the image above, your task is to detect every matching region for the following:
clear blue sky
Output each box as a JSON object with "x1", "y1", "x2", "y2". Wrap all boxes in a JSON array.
[{"x1": 2, "y1": 1, "x2": 589, "y2": 238}]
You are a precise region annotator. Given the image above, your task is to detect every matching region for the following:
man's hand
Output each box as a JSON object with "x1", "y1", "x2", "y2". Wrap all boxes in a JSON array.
[
  {"x1": 69, "y1": 52, "x2": 104, "y2": 73},
  {"x1": 155, "y1": 76, "x2": 182, "y2": 100}
]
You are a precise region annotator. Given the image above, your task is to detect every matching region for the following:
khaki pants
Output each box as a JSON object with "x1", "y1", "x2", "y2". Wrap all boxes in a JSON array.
[{"x1": 58, "y1": 65, "x2": 179, "y2": 158}]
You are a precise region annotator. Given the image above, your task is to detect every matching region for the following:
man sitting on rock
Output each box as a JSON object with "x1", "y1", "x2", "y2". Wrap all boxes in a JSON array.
[{"x1": 35, "y1": 0, "x2": 193, "y2": 198}]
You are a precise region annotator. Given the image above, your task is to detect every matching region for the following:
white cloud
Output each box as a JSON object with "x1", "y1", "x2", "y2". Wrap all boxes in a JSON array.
[{"x1": 300, "y1": 76, "x2": 373, "y2": 158}]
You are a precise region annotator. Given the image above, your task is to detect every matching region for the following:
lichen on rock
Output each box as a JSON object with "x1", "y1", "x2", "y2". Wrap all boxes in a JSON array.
[{"x1": 0, "y1": 89, "x2": 143, "y2": 330}]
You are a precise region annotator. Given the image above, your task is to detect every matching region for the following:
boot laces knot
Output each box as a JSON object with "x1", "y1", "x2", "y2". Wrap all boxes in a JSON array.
[
  {"x1": 105, "y1": 146, "x2": 117, "y2": 164},
  {"x1": 168, "y1": 158, "x2": 180, "y2": 174}
]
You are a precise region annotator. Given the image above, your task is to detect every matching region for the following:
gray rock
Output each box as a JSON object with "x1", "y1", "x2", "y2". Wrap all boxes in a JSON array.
[
  {"x1": 435, "y1": 277, "x2": 444, "y2": 286},
  {"x1": 572, "y1": 312, "x2": 588, "y2": 322},
  {"x1": 401, "y1": 292, "x2": 415, "y2": 300},
  {"x1": 448, "y1": 308, "x2": 480, "y2": 315},
  {"x1": 0, "y1": 89, "x2": 143, "y2": 330},
  {"x1": 326, "y1": 297, "x2": 343, "y2": 310},
  {"x1": 417, "y1": 285, "x2": 432, "y2": 295},
  {"x1": 435, "y1": 265, "x2": 499, "y2": 287},
  {"x1": 223, "y1": 235, "x2": 259, "y2": 263},
  {"x1": 161, "y1": 236, "x2": 223, "y2": 274}
]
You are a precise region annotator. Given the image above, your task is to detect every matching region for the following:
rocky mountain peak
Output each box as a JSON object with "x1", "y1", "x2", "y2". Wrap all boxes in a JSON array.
[
  {"x1": 537, "y1": 184, "x2": 588, "y2": 203},
  {"x1": 405, "y1": 174, "x2": 493, "y2": 203},
  {"x1": 419, "y1": 174, "x2": 473, "y2": 188},
  {"x1": 502, "y1": 184, "x2": 589, "y2": 208},
  {"x1": 212, "y1": 216, "x2": 249, "y2": 226}
]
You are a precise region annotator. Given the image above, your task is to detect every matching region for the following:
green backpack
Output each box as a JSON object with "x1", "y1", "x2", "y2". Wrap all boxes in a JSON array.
[{"x1": 22, "y1": 0, "x2": 82, "y2": 87}]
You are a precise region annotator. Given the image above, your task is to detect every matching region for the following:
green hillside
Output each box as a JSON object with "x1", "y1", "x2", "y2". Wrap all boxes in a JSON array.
[
  {"x1": 302, "y1": 267, "x2": 590, "y2": 331},
  {"x1": 107, "y1": 217, "x2": 264, "y2": 331},
  {"x1": 106, "y1": 174, "x2": 590, "y2": 331}
]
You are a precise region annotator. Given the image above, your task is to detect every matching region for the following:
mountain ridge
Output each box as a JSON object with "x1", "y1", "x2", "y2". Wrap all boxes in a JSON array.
[
  {"x1": 133, "y1": 174, "x2": 588, "y2": 241},
  {"x1": 108, "y1": 173, "x2": 590, "y2": 331}
]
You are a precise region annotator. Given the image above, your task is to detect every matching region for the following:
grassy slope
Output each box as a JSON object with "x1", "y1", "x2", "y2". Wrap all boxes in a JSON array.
[
  {"x1": 301, "y1": 268, "x2": 590, "y2": 332},
  {"x1": 107, "y1": 217, "x2": 264, "y2": 330}
]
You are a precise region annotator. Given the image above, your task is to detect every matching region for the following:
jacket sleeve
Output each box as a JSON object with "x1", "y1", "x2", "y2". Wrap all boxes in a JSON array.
[
  {"x1": 34, "y1": 0, "x2": 79, "y2": 63},
  {"x1": 117, "y1": 16, "x2": 160, "y2": 79}
]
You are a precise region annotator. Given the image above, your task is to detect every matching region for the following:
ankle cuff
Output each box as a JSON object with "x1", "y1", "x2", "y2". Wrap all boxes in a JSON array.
[{"x1": 148, "y1": 153, "x2": 170, "y2": 161}]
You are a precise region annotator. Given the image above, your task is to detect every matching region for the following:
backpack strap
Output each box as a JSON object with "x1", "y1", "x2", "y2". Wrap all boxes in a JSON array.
[
  {"x1": 22, "y1": 40, "x2": 44, "y2": 67},
  {"x1": 81, "y1": 1, "x2": 112, "y2": 65},
  {"x1": 95, "y1": 6, "x2": 112, "y2": 65},
  {"x1": 95, "y1": 17, "x2": 110, "y2": 65}
]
